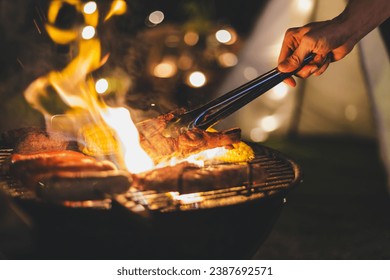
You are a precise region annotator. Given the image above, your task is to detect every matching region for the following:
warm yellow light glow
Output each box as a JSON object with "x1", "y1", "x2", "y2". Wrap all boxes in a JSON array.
[
  {"x1": 260, "y1": 115, "x2": 279, "y2": 132},
  {"x1": 81, "y1": 25, "x2": 95, "y2": 39},
  {"x1": 345, "y1": 104, "x2": 358, "y2": 121},
  {"x1": 188, "y1": 71, "x2": 206, "y2": 88},
  {"x1": 101, "y1": 107, "x2": 154, "y2": 173},
  {"x1": 297, "y1": 0, "x2": 314, "y2": 13},
  {"x1": 95, "y1": 78, "x2": 109, "y2": 94},
  {"x1": 105, "y1": 0, "x2": 127, "y2": 21},
  {"x1": 215, "y1": 29, "x2": 232, "y2": 44},
  {"x1": 224, "y1": 27, "x2": 238, "y2": 45},
  {"x1": 83, "y1": 1, "x2": 97, "y2": 14},
  {"x1": 178, "y1": 55, "x2": 193, "y2": 70},
  {"x1": 153, "y1": 60, "x2": 177, "y2": 78},
  {"x1": 165, "y1": 35, "x2": 180, "y2": 47},
  {"x1": 148, "y1": 10, "x2": 164, "y2": 25},
  {"x1": 184, "y1": 31, "x2": 199, "y2": 46},
  {"x1": 218, "y1": 52, "x2": 238, "y2": 67},
  {"x1": 243, "y1": 67, "x2": 258, "y2": 80},
  {"x1": 155, "y1": 146, "x2": 229, "y2": 169},
  {"x1": 174, "y1": 193, "x2": 204, "y2": 204},
  {"x1": 250, "y1": 127, "x2": 269, "y2": 142},
  {"x1": 26, "y1": 0, "x2": 152, "y2": 175},
  {"x1": 268, "y1": 83, "x2": 289, "y2": 100}
]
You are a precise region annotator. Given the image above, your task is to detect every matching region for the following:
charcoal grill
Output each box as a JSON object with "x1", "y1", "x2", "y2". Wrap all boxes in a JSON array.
[{"x1": 0, "y1": 143, "x2": 302, "y2": 259}]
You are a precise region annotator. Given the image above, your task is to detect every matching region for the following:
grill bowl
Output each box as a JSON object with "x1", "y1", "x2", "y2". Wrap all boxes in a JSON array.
[{"x1": 0, "y1": 143, "x2": 301, "y2": 259}]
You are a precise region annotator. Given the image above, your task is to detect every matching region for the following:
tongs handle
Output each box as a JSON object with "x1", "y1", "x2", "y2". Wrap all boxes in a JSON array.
[{"x1": 191, "y1": 53, "x2": 315, "y2": 130}]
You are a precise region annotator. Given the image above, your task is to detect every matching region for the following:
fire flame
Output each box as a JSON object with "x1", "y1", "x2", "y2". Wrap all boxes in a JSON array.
[
  {"x1": 24, "y1": 0, "x2": 153, "y2": 173},
  {"x1": 24, "y1": 0, "x2": 231, "y2": 175}
]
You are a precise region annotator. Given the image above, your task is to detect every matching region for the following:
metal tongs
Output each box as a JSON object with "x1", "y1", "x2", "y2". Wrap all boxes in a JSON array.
[{"x1": 163, "y1": 54, "x2": 315, "y2": 137}]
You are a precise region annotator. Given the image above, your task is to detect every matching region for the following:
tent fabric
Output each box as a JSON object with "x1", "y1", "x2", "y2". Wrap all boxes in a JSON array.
[
  {"x1": 360, "y1": 29, "x2": 390, "y2": 192},
  {"x1": 216, "y1": 0, "x2": 390, "y2": 190}
]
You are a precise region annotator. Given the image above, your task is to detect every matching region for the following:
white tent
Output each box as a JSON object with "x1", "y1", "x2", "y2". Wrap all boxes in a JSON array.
[{"x1": 216, "y1": 0, "x2": 390, "y2": 190}]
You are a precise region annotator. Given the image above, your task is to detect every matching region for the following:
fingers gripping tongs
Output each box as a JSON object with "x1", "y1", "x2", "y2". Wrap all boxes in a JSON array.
[{"x1": 163, "y1": 54, "x2": 315, "y2": 137}]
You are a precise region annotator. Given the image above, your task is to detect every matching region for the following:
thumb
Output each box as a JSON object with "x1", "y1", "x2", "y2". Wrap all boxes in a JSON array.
[{"x1": 278, "y1": 47, "x2": 311, "y2": 73}]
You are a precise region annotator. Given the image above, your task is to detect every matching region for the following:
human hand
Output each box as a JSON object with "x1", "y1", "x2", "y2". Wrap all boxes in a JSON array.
[{"x1": 277, "y1": 20, "x2": 356, "y2": 87}]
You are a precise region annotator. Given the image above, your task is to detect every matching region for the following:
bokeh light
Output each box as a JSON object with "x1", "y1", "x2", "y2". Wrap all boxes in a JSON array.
[
  {"x1": 184, "y1": 31, "x2": 199, "y2": 46},
  {"x1": 188, "y1": 71, "x2": 207, "y2": 88},
  {"x1": 81, "y1": 26, "x2": 95, "y2": 39},
  {"x1": 250, "y1": 127, "x2": 269, "y2": 142},
  {"x1": 153, "y1": 60, "x2": 177, "y2": 78},
  {"x1": 218, "y1": 52, "x2": 238, "y2": 68},
  {"x1": 297, "y1": 0, "x2": 314, "y2": 13},
  {"x1": 215, "y1": 29, "x2": 232, "y2": 44},
  {"x1": 178, "y1": 55, "x2": 193, "y2": 70},
  {"x1": 83, "y1": 1, "x2": 97, "y2": 14},
  {"x1": 95, "y1": 78, "x2": 109, "y2": 94},
  {"x1": 243, "y1": 67, "x2": 258, "y2": 80},
  {"x1": 259, "y1": 115, "x2": 279, "y2": 132},
  {"x1": 268, "y1": 83, "x2": 289, "y2": 100},
  {"x1": 148, "y1": 10, "x2": 164, "y2": 25}
]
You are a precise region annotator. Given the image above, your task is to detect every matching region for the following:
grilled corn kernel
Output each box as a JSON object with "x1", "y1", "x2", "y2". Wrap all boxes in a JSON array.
[
  {"x1": 216, "y1": 141, "x2": 255, "y2": 163},
  {"x1": 78, "y1": 124, "x2": 120, "y2": 156}
]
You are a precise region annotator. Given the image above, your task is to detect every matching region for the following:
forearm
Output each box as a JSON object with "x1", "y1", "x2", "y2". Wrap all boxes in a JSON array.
[
  {"x1": 335, "y1": 0, "x2": 390, "y2": 44},
  {"x1": 277, "y1": 0, "x2": 390, "y2": 83}
]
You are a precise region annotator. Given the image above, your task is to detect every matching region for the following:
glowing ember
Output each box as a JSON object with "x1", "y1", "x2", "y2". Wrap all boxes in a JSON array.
[{"x1": 169, "y1": 192, "x2": 204, "y2": 204}]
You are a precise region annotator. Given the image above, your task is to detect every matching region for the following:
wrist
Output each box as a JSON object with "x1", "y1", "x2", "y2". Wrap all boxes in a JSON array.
[{"x1": 331, "y1": 13, "x2": 362, "y2": 47}]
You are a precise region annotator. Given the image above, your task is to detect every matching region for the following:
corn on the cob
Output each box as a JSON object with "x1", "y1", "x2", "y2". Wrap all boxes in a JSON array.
[
  {"x1": 215, "y1": 141, "x2": 255, "y2": 163},
  {"x1": 78, "y1": 124, "x2": 120, "y2": 156}
]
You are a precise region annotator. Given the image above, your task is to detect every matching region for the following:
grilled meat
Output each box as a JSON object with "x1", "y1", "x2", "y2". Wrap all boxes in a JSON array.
[
  {"x1": 136, "y1": 110, "x2": 241, "y2": 164},
  {"x1": 9, "y1": 150, "x2": 117, "y2": 188}
]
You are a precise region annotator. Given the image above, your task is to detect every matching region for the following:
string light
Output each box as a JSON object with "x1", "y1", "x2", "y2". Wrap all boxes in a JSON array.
[
  {"x1": 81, "y1": 26, "x2": 95, "y2": 39},
  {"x1": 178, "y1": 55, "x2": 193, "y2": 70},
  {"x1": 259, "y1": 115, "x2": 279, "y2": 132},
  {"x1": 184, "y1": 31, "x2": 199, "y2": 46},
  {"x1": 188, "y1": 71, "x2": 206, "y2": 88},
  {"x1": 218, "y1": 52, "x2": 238, "y2": 68},
  {"x1": 148, "y1": 10, "x2": 164, "y2": 25},
  {"x1": 250, "y1": 127, "x2": 269, "y2": 142},
  {"x1": 83, "y1": 1, "x2": 97, "y2": 14},
  {"x1": 95, "y1": 78, "x2": 109, "y2": 94},
  {"x1": 243, "y1": 67, "x2": 258, "y2": 80},
  {"x1": 215, "y1": 29, "x2": 232, "y2": 44},
  {"x1": 153, "y1": 60, "x2": 177, "y2": 78}
]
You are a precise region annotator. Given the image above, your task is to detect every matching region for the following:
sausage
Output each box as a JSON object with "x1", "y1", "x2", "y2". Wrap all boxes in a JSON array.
[
  {"x1": 9, "y1": 150, "x2": 119, "y2": 193},
  {"x1": 35, "y1": 170, "x2": 132, "y2": 201}
]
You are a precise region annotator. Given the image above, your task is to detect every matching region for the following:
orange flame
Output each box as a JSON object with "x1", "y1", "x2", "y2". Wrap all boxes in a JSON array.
[
  {"x1": 105, "y1": 0, "x2": 127, "y2": 21},
  {"x1": 24, "y1": 0, "x2": 154, "y2": 173}
]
